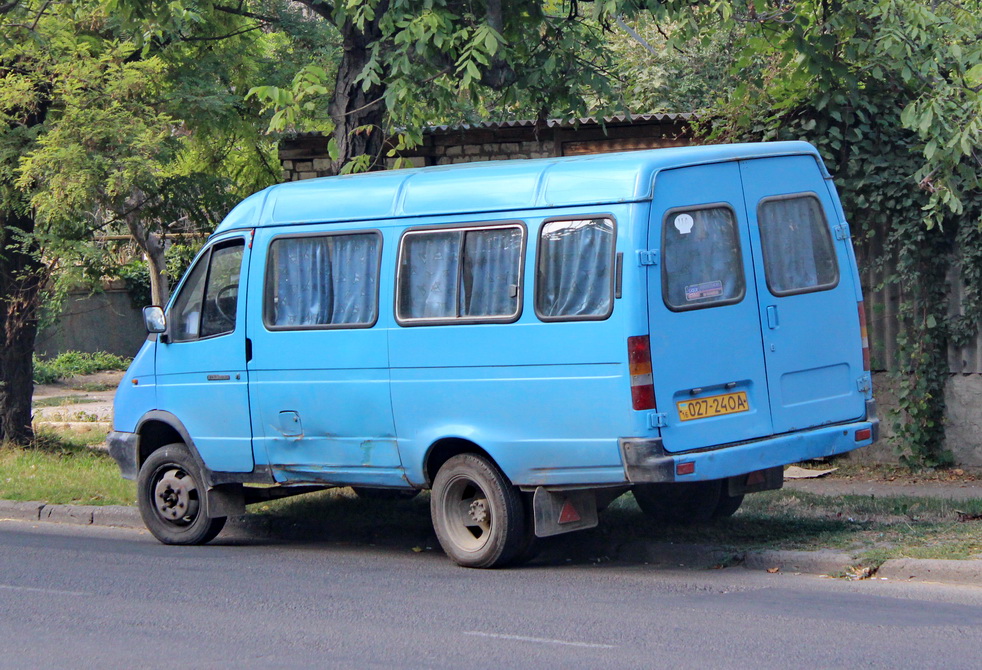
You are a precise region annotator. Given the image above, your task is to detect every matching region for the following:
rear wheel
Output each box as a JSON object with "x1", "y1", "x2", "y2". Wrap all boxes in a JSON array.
[
  {"x1": 430, "y1": 454, "x2": 528, "y2": 568},
  {"x1": 633, "y1": 480, "x2": 722, "y2": 524},
  {"x1": 713, "y1": 490, "x2": 745, "y2": 518},
  {"x1": 137, "y1": 444, "x2": 226, "y2": 545}
]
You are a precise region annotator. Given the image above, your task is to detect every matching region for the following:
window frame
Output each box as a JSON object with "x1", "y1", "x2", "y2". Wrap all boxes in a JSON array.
[
  {"x1": 394, "y1": 220, "x2": 527, "y2": 327},
  {"x1": 533, "y1": 214, "x2": 618, "y2": 323},
  {"x1": 660, "y1": 203, "x2": 746, "y2": 313},
  {"x1": 262, "y1": 229, "x2": 383, "y2": 332},
  {"x1": 168, "y1": 238, "x2": 245, "y2": 343},
  {"x1": 756, "y1": 192, "x2": 840, "y2": 298}
]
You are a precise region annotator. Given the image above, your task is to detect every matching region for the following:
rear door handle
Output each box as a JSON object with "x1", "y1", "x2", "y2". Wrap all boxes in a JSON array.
[{"x1": 766, "y1": 305, "x2": 779, "y2": 329}]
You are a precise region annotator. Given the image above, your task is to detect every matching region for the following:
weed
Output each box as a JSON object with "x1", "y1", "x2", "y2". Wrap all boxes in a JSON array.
[
  {"x1": 33, "y1": 351, "x2": 130, "y2": 384},
  {"x1": 33, "y1": 395, "x2": 100, "y2": 408}
]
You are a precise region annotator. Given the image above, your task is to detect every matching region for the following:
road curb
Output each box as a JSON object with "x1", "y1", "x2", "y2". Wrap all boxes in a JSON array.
[
  {"x1": 0, "y1": 499, "x2": 143, "y2": 529},
  {"x1": 742, "y1": 549, "x2": 857, "y2": 576},
  {"x1": 878, "y1": 558, "x2": 982, "y2": 586}
]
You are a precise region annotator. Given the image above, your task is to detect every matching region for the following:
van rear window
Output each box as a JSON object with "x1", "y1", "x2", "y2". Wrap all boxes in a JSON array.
[
  {"x1": 265, "y1": 232, "x2": 380, "y2": 329},
  {"x1": 661, "y1": 206, "x2": 745, "y2": 311},
  {"x1": 535, "y1": 218, "x2": 615, "y2": 321},
  {"x1": 397, "y1": 224, "x2": 524, "y2": 324},
  {"x1": 757, "y1": 195, "x2": 839, "y2": 296}
]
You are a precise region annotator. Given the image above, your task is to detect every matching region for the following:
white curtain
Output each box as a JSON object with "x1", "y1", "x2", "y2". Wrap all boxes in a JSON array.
[
  {"x1": 536, "y1": 218, "x2": 613, "y2": 318},
  {"x1": 399, "y1": 228, "x2": 521, "y2": 320},
  {"x1": 758, "y1": 197, "x2": 836, "y2": 293}
]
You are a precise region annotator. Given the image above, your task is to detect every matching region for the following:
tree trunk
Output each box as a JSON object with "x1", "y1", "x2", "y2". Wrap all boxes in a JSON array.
[
  {"x1": 0, "y1": 212, "x2": 43, "y2": 445},
  {"x1": 125, "y1": 207, "x2": 169, "y2": 306},
  {"x1": 327, "y1": 2, "x2": 390, "y2": 175}
]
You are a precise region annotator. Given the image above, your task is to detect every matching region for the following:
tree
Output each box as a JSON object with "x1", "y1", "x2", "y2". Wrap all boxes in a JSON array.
[
  {"x1": 216, "y1": 1, "x2": 621, "y2": 172},
  {"x1": 0, "y1": 0, "x2": 291, "y2": 444}
]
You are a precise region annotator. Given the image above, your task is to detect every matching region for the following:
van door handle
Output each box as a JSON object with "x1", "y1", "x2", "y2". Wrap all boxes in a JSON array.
[{"x1": 766, "y1": 305, "x2": 779, "y2": 329}]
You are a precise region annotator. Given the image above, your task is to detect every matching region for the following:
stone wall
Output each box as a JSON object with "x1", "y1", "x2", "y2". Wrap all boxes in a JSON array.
[{"x1": 36, "y1": 281, "x2": 147, "y2": 360}]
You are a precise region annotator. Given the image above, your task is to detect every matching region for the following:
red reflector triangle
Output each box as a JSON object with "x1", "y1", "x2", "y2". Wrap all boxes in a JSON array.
[
  {"x1": 746, "y1": 470, "x2": 765, "y2": 486},
  {"x1": 558, "y1": 500, "x2": 581, "y2": 525}
]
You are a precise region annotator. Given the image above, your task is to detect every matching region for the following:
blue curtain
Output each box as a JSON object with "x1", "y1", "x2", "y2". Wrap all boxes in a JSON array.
[
  {"x1": 270, "y1": 233, "x2": 379, "y2": 327},
  {"x1": 536, "y1": 218, "x2": 613, "y2": 318},
  {"x1": 758, "y1": 197, "x2": 837, "y2": 293}
]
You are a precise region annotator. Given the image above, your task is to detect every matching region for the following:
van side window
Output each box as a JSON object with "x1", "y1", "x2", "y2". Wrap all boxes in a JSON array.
[
  {"x1": 265, "y1": 232, "x2": 380, "y2": 329},
  {"x1": 757, "y1": 194, "x2": 839, "y2": 296},
  {"x1": 661, "y1": 207, "x2": 745, "y2": 311},
  {"x1": 170, "y1": 240, "x2": 244, "y2": 342},
  {"x1": 397, "y1": 224, "x2": 524, "y2": 324},
  {"x1": 535, "y1": 218, "x2": 614, "y2": 321}
]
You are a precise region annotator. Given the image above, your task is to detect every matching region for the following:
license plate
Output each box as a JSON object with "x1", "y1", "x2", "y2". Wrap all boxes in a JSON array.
[{"x1": 676, "y1": 392, "x2": 750, "y2": 422}]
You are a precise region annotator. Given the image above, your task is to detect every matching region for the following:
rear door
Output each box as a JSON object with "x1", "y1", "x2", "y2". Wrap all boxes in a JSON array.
[
  {"x1": 740, "y1": 156, "x2": 866, "y2": 433},
  {"x1": 647, "y1": 162, "x2": 773, "y2": 452}
]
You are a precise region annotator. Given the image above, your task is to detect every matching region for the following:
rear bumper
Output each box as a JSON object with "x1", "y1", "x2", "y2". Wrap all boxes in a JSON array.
[
  {"x1": 621, "y1": 415, "x2": 878, "y2": 484},
  {"x1": 107, "y1": 431, "x2": 139, "y2": 480}
]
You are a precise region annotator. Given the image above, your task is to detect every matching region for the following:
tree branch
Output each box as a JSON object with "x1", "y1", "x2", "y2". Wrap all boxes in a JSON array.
[
  {"x1": 181, "y1": 25, "x2": 262, "y2": 41},
  {"x1": 287, "y1": 0, "x2": 337, "y2": 27},
  {"x1": 213, "y1": 3, "x2": 281, "y2": 25}
]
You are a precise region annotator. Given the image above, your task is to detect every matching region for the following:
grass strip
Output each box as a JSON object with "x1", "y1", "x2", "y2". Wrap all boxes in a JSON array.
[{"x1": 0, "y1": 432, "x2": 135, "y2": 506}]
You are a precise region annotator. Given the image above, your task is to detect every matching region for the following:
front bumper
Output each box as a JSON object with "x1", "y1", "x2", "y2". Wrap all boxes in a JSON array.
[{"x1": 107, "y1": 431, "x2": 140, "y2": 480}]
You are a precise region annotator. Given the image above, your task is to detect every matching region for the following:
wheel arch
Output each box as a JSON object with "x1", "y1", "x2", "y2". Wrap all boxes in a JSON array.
[
  {"x1": 136, "y1": 411, "x2": 207, "y2": 476},
  {"x1": 423, "y1": 437, "x2": 497, "y2": 488}
]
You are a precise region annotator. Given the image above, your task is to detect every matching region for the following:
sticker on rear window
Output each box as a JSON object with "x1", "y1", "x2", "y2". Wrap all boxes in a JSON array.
[
  {"x1": 685, "y1": 280, "x2": 723, "y2": 301},
  {"x1": 674, "y1": 213, "x2": 694, "y2": 235}
]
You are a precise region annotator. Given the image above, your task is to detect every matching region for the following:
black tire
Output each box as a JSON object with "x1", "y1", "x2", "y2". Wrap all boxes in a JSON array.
[
  {"x1": 713, "y1": 491, "x2": 745, "y2": 518},
  {"x1": 430, "y1": 453, "x2": 528, "y2": 568},
  {"x1": 137, "y1": 444, "x2": 226, "y2": 545},
  {"x1": 633, "y1": 480, "x2": 722, "y2": 524},
  {"x1": 351, "y1": 487, "x2": 420, "y2": 501}
]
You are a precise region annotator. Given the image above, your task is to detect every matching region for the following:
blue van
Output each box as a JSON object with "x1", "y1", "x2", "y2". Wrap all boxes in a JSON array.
[{"x1": 109, "y1": 141, "x2": 878, "y2": 567}]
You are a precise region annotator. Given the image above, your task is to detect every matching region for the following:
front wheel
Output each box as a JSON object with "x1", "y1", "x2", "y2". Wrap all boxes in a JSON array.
[
  {"x1": 137, "y1": 444, "x2": 226, "y2": 545},
  {"x1": 430, "y1": 454, "x2": 528, "y2": 568}
]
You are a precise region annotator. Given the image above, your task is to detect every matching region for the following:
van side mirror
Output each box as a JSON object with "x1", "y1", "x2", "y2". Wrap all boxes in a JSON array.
[{"x1": 143, "y1": 306, "x2": 167, "y2": 334}]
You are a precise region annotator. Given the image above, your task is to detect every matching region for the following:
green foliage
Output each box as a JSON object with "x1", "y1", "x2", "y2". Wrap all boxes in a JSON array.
[
  {"x1": 33, "y1": 351, "x2": 131, "y2": 385},
  {"x1": 246, "y1": 1, "x2": 621, "y2": 173},
  {"x1": 616, "y1": 0, "x2": 982, "y2": 467}
]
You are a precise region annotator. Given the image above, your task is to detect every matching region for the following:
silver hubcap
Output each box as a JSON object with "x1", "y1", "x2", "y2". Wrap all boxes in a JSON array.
[
  {"x1": 153, "y1": 467, "x2": 199, "y2": 525},
  {"x1": 443, "y1": 476, "x2": 492, "y2": 552}
]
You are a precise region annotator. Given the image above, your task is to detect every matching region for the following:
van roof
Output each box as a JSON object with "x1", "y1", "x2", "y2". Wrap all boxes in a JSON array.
[{"x1": 213, "y1": 141, "x2": 824, "y2": 235}]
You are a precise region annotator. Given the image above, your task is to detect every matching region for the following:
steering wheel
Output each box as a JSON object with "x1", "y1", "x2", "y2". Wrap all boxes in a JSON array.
[{"x1": 214, "y1": 284, "x2": 238, "y2": 322}]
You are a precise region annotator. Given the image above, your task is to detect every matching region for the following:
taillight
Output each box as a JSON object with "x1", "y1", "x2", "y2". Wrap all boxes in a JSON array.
[
  {"x1": 858, "y1": 301, "x2": 870, "y2": 371},
  {"x1": 628, "y1": 335, "x2": 656, "y2": 410}
]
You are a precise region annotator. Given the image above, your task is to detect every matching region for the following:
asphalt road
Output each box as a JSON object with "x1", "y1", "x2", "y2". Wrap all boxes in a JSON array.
[{"x1": 2, "y1": 520, "x2": 981, "y2": 669}]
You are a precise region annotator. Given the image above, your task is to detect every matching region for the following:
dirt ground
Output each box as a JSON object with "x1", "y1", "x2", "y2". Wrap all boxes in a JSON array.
[{"x1": 31, "y1": 370, "x2": 123, "y2": 432}]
